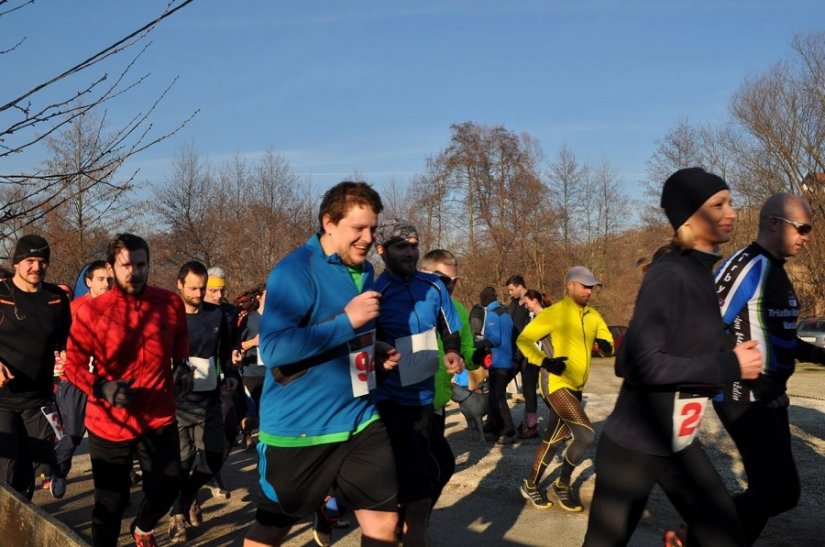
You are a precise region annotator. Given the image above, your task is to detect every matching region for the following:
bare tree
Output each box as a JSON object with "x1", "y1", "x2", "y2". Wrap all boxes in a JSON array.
[
  {"x1": 547, "y1": 143, "x2": 587, "y2": 257},
  {"x1": 0, "y1": 0, "x2": 197, "y2": 248}
]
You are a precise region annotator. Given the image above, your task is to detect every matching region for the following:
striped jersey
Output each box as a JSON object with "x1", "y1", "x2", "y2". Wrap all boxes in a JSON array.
[{"x1": 715, "y1": 242, "x2": 798, "y2": 401}]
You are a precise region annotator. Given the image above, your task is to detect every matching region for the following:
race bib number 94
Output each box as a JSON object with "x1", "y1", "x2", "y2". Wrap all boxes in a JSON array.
[
  {"x1": 349, "y1": 330, "x2": 376, "y2": 398},
  {"x1": 671, "y1": 393, "x2": 709, "y2": 452}
]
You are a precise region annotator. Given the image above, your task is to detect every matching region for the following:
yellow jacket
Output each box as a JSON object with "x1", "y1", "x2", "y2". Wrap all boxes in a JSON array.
[{"x1": 516, "y1": 295, "x2": 613, "y2": 394}]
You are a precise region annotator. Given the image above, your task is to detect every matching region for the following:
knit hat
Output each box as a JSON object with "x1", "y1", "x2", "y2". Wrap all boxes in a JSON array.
[
  {"x1": 375, "y1": 218, "x2": 418, "y2": 248},
  {"x1": 12, "y1": 234, "x2": 50, "y2": 264},
  {"x1": 660, "y1": 168, "x2": 730, "y2": 230}
]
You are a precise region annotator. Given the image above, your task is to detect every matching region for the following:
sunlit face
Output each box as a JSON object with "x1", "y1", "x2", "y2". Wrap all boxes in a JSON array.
[
  {"x1": 687, "y1": 190, "x2": 737, "y2": 250},
  {"x1": 382, "y1": 238, "x2": 420, "y2": 279},
  {"x1": 322, "y1": 204, "x2": 378, "y2": 267},
  {"x1": 566, "y1": 281, "x2": 594, "y2": 307},
  {"x1": 524, "y1": 295, "x2": 543, "y2": 315},
  {"x1": 177, "y1": 272, "x2": 206, "y2": 310},
  {"x1": 774, "y1": 203, "x2": 813, "y2": 259},
  {"x1": 205, "y1": 285, "x2": 225, "y2": 305},
  {"x1": 13, "y1": 257, "x2": 48, "y2": 290},
  {"x1": 86, "y1": 267, "x2": 112, "y2": 298},
  {"x1": 507, "y1": 283, "x2": 527, "y2": 300},
  {"x1": 112, "y1": 248, "x2": 149, "y2": 296}
]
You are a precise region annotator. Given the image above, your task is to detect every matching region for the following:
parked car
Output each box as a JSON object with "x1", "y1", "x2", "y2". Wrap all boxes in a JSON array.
[
  {"x1": 592, "y1": 325, "x2": 627, "y2": 357},
  {"x1": 797, "y1": 317, "x2": 825, "y2": 349}
]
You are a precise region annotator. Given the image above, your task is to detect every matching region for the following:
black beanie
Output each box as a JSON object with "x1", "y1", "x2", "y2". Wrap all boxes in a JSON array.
[
  {"x1": 13, "y1": 234, "x2": 50, "y2": 264},
  {"x1": 660, "y1": 167, "x2": 730, "y2": 230}
]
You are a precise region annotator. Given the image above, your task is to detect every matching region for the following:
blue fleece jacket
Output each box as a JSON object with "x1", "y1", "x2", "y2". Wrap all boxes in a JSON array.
[
  {"x1": 374, "y1": 271, "x2": 462, "y2": 406},
  {"x1": 257, "y1": 235, "x2": 380, "y2": 447},
  {"x1": 479, "y1": 301, "x2": 515, "y2": 370}
]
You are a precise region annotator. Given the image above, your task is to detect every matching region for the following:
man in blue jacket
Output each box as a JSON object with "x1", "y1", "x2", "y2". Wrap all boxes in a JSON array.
[
  {"x1": 374, "y1": 219, "x2": 464, "y2": 547},
  {"x1": 475, "y1": 287, "x2": 517, "y2": 444},
  {"x1": 244, "y1": 182, "x2": 399, "y2": 547}
]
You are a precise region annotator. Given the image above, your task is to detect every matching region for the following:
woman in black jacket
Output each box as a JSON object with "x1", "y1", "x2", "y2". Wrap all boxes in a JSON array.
[{"x1": 583, "y1": 168, "x2": 763, "y2": 547}]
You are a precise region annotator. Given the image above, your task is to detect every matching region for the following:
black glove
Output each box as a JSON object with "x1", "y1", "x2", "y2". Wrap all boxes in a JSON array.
[
  {"x1": 750, "y1": 374, "x2": 785, "y2": 403},
  {"x1": 95, "y1": 379, "x2": 136, "y2": 408},
  {"x1": 595, "y1": 338, "x2": 613, "y2": 356},
  {"x1": 173, "y1": 363, "x2": 195, "y2": 396},
  {"x1": 541, "y1": 356, "x2": 567, "y2": 376}
]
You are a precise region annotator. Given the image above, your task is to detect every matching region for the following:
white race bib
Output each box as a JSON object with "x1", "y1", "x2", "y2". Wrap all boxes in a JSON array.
[
  {"x1": 671, "y1": 393, "x2": 708, "y2": 452},
  {"x1": 349, "y1": 330, "x2": 376, "y2": 398},
  {"x1": 190, "y1": 356, "x2": 218, "y2": 392},
  {"x1": 396, "y1": 327, "x2": 440, "y2": 387}
]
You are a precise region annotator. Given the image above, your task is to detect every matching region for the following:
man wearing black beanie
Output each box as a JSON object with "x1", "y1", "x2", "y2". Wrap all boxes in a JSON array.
[{"x1": 0, "y1": 234, "x2": 71, "y2": 499}]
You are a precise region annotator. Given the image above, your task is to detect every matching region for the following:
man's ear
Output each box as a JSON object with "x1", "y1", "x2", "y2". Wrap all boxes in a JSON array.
[
  {"x1": 321, "y1": 213, "x2": 335, "y2": 235},
  {"x1": 375, "y1": 244, "x2": 384, "y2": 257}
]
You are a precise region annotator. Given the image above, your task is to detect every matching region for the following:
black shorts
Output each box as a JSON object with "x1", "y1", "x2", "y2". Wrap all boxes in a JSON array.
[
  {"x1": 255, "y1": 419, "x2": 397, "y2": 528},
  {"x1": 376, "y1": 400, "x2": 438, "y2": 503}
]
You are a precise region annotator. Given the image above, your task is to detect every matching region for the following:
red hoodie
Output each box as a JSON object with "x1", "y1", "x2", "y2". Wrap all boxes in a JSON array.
[{"x1": 64, "y1": 285, "x2": 188, "y2": 441}]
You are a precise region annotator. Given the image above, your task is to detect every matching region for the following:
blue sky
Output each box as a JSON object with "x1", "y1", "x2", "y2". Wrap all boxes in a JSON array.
[{"x1": 2, "y1": 1, "x2": 823, "y2": 203}]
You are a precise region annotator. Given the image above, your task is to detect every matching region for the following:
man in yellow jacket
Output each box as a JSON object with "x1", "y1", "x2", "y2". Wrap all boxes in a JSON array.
[{"x1": 516, "y1": 266, "x2": 613, "y2": 512}]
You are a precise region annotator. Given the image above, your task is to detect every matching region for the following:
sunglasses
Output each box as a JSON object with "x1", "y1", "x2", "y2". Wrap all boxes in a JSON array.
[
  {"x1": 770, "y1": 215, "x2": 812, "y2": 236},
  {"x1": 431, "y1": 271, "x2": 459, "y2": 289}
]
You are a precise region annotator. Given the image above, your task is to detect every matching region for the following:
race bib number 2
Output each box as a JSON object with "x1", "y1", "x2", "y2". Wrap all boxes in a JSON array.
[{"x1": 671, "y1": 393, "x2": 708, "y2": 452}]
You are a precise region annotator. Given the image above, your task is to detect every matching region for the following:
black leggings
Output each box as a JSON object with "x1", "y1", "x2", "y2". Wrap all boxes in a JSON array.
[
  {"x1": 527, "y1": 386, "x2": 593, "y2": 485},
  {"x1": 583, "y1": 434, "x2": 740, "y2": 547},
  {"x1": 714, "y1": 399, "x2": 799, "y2": 546}
]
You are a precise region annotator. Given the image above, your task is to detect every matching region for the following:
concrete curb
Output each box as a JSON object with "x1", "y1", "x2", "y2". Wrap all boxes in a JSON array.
[{"x1": 0, "y1": 484, "x2": 89, "y2": 546}]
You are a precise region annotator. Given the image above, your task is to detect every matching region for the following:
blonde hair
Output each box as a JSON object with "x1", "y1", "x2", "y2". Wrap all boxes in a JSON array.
[{"x1": 673, "y1": 223, "x2": 696, "y2": 250}]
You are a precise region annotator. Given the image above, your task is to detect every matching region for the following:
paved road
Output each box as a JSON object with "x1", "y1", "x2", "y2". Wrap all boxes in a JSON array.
[{"x1": 32, "y1": 360, "x2": 825, "y2": 546}]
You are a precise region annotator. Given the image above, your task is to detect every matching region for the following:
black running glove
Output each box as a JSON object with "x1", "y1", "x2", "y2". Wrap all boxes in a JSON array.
[
  {"x1": 595, "y1": 338, "x2": 613, "y2": 356},
  {"x1": 541, "y1": 356, "x2": 567, "y2": 376},
  {"x1": 94, "y1": 379, "x2": 136, "y2": 408},
  {"x1": 173, "y1": 363, "x2": 195, "y2": 396}
]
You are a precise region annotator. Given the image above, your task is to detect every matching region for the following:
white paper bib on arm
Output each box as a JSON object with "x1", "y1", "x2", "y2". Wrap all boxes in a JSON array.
[
  {"x1": 190, "y1": 356, "x2": 218, "y2": 392},
  {"x1": 396, "y1": 327, "x2": 440, "y2": 387}
]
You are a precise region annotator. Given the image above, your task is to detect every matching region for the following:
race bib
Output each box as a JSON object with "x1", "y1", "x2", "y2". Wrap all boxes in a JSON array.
[
  {"x1": 348, "y1": 330, "x2": 376, "y2": 398},
  {"x1": 396, "y1": 327, "x2": 440, "y2": 387},
  {"x1": 41, "y1": 403, "x2": 65, "y2": 442},
  {"x1": 671, "y1": 393, "x2": 709, "y2": 452},
  {"x1": 190, "y1": 356, "x2": 218, "y2": 392}
]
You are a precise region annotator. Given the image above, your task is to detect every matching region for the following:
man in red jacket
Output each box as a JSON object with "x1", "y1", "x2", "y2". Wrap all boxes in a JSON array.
[{"x1": 64, "y1": 234, "x2": 193, "y2": 547}]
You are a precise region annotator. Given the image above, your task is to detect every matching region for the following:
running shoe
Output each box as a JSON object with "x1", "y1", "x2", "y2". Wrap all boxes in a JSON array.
[
  {"x1": 49, "y1": 475, "x2": 66, "y2": 499},
  {"x1": 519, "y1": 479, "x2": 553, "y2": 509},
  {"x1": 208, "y1": 477, "x2": 231, "y2": 499},
  {"x1": 133, "y1": 526, "x2": 159, "y2": 547},
  {"x1": 167, "y1": 515, "x2": 187, "y2": 544},
  {"x1": 663, "y1": 525, "x2": 687, "y2": 546},
  {"x1": 518, "y1": 424, "x2": 539, "y2": 439},
  {"x1": 497, "y1": 433, "x2": 518, "y2": 445},
  {"x1": 551, "y1": 479, "x2": 584, "y2": 512},
  {"x1": 313, "y1": 507, "x2": 333, "y2": 547},
  {"x1": 188, "y1": 499, "x2": 203, "y2": 527},
  {"x1": 41, "y1": 477, "x2": 52, "y2": 491}
]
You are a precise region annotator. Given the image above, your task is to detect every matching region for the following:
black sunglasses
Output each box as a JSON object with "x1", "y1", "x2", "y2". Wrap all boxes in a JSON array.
[{"x1": 770, "y1": 215, "x2": 812, "y2": 236}]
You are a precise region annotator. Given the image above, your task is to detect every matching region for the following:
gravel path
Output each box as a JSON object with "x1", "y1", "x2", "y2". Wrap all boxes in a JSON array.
[{"x1": 33, "y1": 360, "x2": 825, "y2": 546}]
